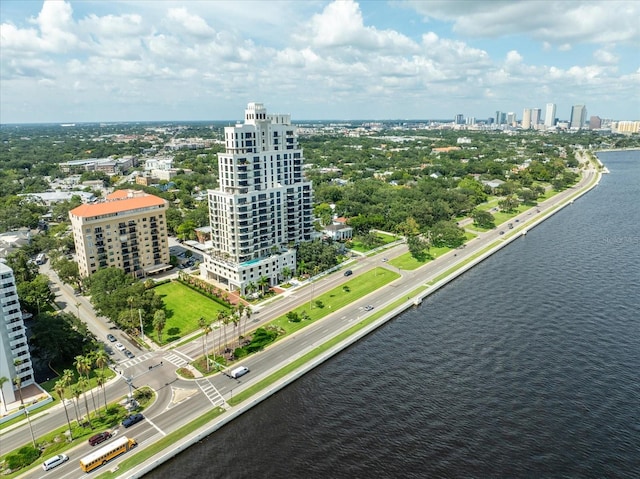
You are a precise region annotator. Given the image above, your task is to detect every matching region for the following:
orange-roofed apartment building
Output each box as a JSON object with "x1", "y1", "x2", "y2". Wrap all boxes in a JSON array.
[{"x1": 69, "y1": 190, "x2": 170, "y2": 277}]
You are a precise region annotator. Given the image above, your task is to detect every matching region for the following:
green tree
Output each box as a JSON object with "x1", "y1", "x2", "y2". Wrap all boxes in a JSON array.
[
  {"x1": 429, "y1": 221, "x2": 466, "y2": 248},
  {"x1": 54, "y1": 380, "x2": 74, "y2": 440},
  {"x1": 93, "y1": 349, "x2": 110, "y2": 413},
  {"x1": 74, "y1": 355, "x2": 94, "y2": 426},
  {"x1": 498, "y1": 195, "x2": 519, "y2": 213},
  {"x1": 407, "y1": 235, "x2": 431, "y2": 261},
  {"x1": 471, "y1": 209, "x2": 496, "y2": 229},
  {"x1": 153, "y1": 310, "x2": 167, "y2": 343},
  {"x1": 0, "y1": 376, "x2": 8, "y2": 415}
]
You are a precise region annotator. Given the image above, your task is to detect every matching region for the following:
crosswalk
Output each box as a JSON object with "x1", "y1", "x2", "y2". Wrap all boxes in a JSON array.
[
  {"x1": 196, "y1": 378, "x2": 227, "y2": 408},
  {"x1": 117, "y1": 351, "x2": 154, "y2": 369},
  {"x1": 162, "y1": 351, "x2": 191, "y2": 368}
]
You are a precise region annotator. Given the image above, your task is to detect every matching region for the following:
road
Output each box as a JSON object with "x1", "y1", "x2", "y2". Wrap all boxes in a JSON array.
[{"x1": 4, "y1": 161, "x2": 599, "y2": 477}]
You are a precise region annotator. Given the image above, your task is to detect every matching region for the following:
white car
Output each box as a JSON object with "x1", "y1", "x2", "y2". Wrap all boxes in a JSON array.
[
  {"x1": 42, "y1": 453, "x2": 68, "y2": 471},
  {"x1": 115, "y1": 342, "x2": 126, "y2": 351}
]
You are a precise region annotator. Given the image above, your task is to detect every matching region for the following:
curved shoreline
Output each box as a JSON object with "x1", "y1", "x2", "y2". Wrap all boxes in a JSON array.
[{"x1": 124, "y1": 157, "x2": 603, "y2": 478}]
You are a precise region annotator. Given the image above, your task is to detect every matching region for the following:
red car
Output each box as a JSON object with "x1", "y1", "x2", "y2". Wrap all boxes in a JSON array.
[{"x1": 88, "y1": 431, "x2": 112, "y2": 446}]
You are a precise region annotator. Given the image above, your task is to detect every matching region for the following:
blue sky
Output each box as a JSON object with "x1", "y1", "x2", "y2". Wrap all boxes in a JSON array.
[{"x1": 1, "y1": 0, "x2": 638, "y2": 124}]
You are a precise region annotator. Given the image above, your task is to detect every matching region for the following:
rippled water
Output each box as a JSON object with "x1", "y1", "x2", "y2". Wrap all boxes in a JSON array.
[{"x1": 150, "y1": 151, "x2": 640, "y2": 478}]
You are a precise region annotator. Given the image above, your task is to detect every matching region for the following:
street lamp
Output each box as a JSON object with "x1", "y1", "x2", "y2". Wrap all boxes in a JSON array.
[
  {"x1": 24, "y1": 408, "x2": 36, "y2": 448},
  {"x1": 138, "y1": 309, "x2": 145, "y2": 341}
]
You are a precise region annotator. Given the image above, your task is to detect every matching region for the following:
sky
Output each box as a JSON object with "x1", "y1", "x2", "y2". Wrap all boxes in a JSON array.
[{"x1": 1, "y1": 0, "x2": 639, "y2": 124}]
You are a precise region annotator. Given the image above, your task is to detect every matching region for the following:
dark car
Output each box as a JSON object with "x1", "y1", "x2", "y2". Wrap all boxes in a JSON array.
[
  {"x1": 106, "y1": 334, "x2": 117, "y2": 342},
  {"x1": 88, "y1": 431, "x2": 112, "y2": 446},
  {"x1": 122, "y1": 413, "x2": 144, "y2": 428},
  {"x1": 124, "y1": 350, "x2": 135, "y2": 359},
  {"x1": 344, "y1": 269, "x2": 353, "y2": 276}
]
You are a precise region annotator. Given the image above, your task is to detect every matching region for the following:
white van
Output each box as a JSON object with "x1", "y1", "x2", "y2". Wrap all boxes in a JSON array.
[
  {"x1": 42, "y1": 453, "x2": 68, "y2": 471},
  {"x1": 230, "y1": 366, "x2": 249, "y2": 379}
]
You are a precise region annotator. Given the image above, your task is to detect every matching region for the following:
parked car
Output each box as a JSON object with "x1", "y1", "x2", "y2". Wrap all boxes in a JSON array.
[
  {"x1": 106, "y1": 334, "x2": 117, "y2": 342},
  {"x1": 122, "y1": 413, "x2": 144, "y2": 428},
  {"x1": 88, "y1": 431, "x2": 112, "y2": 446}
]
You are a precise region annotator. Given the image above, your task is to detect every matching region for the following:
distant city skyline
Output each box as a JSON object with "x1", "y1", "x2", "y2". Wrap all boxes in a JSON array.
[{"x1": 1, "y1": 1, "x2": 639, "y2": 124}]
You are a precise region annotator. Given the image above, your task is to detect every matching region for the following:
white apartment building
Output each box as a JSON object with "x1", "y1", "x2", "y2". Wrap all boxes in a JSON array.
[
  {"x1": 201, "y1": 103, "x2": 314, "y2": 294},
  {"x1": 69, "y1": 190, "x2": 170, "y2": 277},
  {"x1": 0, "y1": 262, "x2": 35, "y2": 405}
]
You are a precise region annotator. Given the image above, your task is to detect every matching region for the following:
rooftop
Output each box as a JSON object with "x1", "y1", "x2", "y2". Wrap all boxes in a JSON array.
[{"x1": 69, "y1": 190, "x2": 166, "y2": 218}]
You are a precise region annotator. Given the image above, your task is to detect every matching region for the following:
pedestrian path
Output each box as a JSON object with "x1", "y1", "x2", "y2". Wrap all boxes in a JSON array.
[{"x1": 196, "y1": 378, "x2": 227, "y2": 408}]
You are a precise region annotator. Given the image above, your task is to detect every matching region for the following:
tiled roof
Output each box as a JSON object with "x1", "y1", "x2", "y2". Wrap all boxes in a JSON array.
[{"x1": 70, "y1": 193, "x2": 166, "y2": 218}]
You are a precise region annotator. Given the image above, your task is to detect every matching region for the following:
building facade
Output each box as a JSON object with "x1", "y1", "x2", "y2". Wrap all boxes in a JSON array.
[
  {"x1": 570, "y1": 105, "x2": 587, "y2": 129},
  {"x1": 544, "y1": 103, "x2": 556, "y2": 127},
  {"x1": 0, "y1": 262, "x2": 35, "y2": 406},
  {"x1": 522, "y1": 108, "x2": 532, "y2": 129},
  {"x1": 201, "y1": 103, "x2": 314, "y2": 294},
  {"x1": 69, "y1": 190, "x2": 170, "y2": 277}
]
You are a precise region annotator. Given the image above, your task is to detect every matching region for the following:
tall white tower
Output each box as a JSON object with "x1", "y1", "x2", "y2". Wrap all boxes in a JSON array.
[
  {"x1": 522, "y1": 108, "x2": 532, "y2": 129},
  {"x1": 544, "y1": 103, "x2": 556, "y2": 127},
  {"x1": 0, "y1": 262, "x2": 35, "y2": 406},
  {"x1": 202, "y1": 103, "x2": 314, "y2": 294}
]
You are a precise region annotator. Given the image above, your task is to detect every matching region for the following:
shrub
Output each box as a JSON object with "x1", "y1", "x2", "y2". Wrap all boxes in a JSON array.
[{"x1": 6, "y1": 445, "x2": 41, "y2": 471}]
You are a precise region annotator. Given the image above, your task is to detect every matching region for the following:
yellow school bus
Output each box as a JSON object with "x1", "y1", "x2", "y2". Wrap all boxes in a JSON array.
[{"x1": 79, "y1": 436, "x2": 137, "y2": 472}]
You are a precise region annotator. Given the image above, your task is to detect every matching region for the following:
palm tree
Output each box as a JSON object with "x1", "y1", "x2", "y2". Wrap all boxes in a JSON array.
[
  {"x1": 95, "y1": 373, "x2": 108, "y2": 413},
  {"x1": 0, "y1": 376, "x2": 8, "y2": 415},
  {"x1": 14, "y1": 375, "x2": 36, "y2": 447},
  {"x1": 94, "y1": 350, "x2": 110, "y2": 413},
  {"x1": 202, "y1": 319, "x2": 212, "y2": 372},
  {"x1": 153, "y1": 310, "x2": 167, "y2": 343},
  {"x1": 242, "y1": 306, "x2": 253, "y2": 341},
  {"x1": 198, "y1": 317, "x2": 212, "y2": 372},
  {"x1": 62, "y1": 369, "x2": 80, "y2": 423},
  {"x1": 70, "y1": 384, "x2": 82, "y2": 424},
  {"x1": 13, "y1": 375, "x2": 23, "y2": 405},
  {"x1": 77, "y1": 376, "x2": 92, "y2": 428},
  {"x1": 245, "y1": 281, "x2": 257, "y2": 298},
  {"x1": 77, "y1": 354, "x2": 98, "y2": 417},
  {"x1": 216, "y1": 311, "x2": 225, "y2": 356},
  {"x1": 54, "y1": 380, "x2": 73, "y2": 440},
  {"x1": 74, "y1": 355, "x2": 93, "y2": 427},
  {"x1": 282, "y1": 266, "x2": 292, "y2": 282},
  {"x1": 257, "y1": 275, "x2": 270, "y2": 295}
]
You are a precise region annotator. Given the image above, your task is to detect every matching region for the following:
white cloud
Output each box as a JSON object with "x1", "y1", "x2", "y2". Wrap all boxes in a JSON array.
[
  {"x1": 33, "y1": 0, "x2": 78, "y2": 52},
  {"x1": 0, "y1": 0, "x2": 638, "y2": 122},
  {"x1": 408, "y1": 0, "x2": 640, "y2": 46},
  {"x1": 294, "y1": 0, "x2": 416, "y2": 52},
  {"x1": 593, "y1": 48, "x2": 619, "y2": 65},
  {"x1": 166, "y1": 7, "x2": 215, "y2": 38}
]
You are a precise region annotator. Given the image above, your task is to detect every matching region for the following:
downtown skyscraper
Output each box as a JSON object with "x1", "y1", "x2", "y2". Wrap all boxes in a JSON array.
[
  {"x1": 544, "y1": 103, "x2": 556, "y2": 128},
  {"x1": 201, "y1": 103, "x2": 314, "y2": 295},
  {"x1": 570, "y1": 105, "x2": 587, "y2": 129}
]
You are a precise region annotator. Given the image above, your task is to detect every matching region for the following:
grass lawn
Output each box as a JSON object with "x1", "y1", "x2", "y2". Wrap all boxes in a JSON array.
[
  {"x1": 270, "y1": 267, "x2": 400, "y2": 335},
  {"x1": 350, "y1": 231, "x2": 401, "y2": 253},
  {"x1": 154, "y1": 282, "x2": 230, "y2": 344}
]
